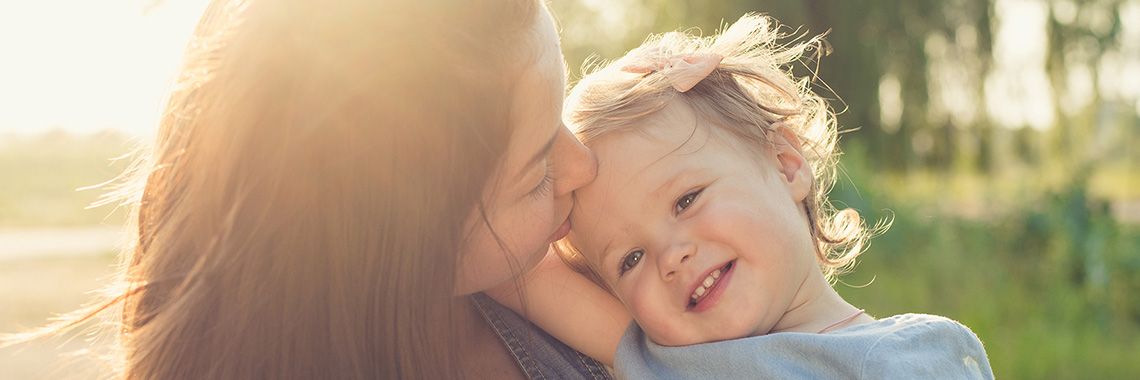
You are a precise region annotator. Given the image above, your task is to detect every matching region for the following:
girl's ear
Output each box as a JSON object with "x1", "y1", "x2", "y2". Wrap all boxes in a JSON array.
[{"x1": 770, "y1": 125, "x2": 812, "y2": 203}]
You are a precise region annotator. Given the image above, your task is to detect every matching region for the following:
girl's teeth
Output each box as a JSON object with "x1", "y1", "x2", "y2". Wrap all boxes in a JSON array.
[{"x1": 692, "y1": 267, "x2": 726, "y2": 302}]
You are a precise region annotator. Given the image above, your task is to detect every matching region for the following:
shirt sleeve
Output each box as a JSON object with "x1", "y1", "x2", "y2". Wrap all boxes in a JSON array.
[{"x1": 860, "y1": 315, "x2": 995, "y2": 380}]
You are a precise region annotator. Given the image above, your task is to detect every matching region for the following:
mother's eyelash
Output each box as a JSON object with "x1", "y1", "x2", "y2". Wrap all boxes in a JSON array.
[{"x1": 529, "y1": 161, "x2": 555, "y2": 199}]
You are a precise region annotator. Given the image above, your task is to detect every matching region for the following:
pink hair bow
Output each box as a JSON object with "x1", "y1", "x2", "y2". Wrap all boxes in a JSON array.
[{"x1": 621, "y1": 52, "x2": 724, "y2": 92}]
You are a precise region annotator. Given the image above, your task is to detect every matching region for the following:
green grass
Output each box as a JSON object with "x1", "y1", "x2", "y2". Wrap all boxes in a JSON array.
[{"x1": 0, "y1": 130, "x2": 137, "y2": 227}]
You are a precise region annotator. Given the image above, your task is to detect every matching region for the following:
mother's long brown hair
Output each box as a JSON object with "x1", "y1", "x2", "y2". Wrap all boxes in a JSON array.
[{"x1": 5, "y1": 0, "x2": 540, "y2": 378}]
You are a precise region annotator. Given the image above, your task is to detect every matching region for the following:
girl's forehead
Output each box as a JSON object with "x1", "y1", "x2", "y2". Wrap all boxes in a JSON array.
[
  {"x1": 593, "y1": 118, "x2": 710, "y2": 165},
  {"x1": 585, "y1": 130, "x2": 700, "y2": 202},
  {"x1": 585, "y1": 119, "x2": 770, "y2": 202}
]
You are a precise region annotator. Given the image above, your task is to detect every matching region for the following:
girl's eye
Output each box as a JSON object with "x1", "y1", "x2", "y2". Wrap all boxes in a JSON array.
[
  {"x1": 618, "y1": 250, "x2": 644, "y2": 276},
  {"x1": 529, "y1": 161, "x2": 555, "y2": 199},
  {"x1": 674, "y1": 188, "x2": 703, "y2": 214}
]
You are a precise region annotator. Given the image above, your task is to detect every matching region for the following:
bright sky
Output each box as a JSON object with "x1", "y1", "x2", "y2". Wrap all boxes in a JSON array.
[
  {"x1": 985, "y1": 0, "x2": 1055, "y2": 130},
  {"x1": 0, "y1": 0, "x2": 207, "y2": 137}
]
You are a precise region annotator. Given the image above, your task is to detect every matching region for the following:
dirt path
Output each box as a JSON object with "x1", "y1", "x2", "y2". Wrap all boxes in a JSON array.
[{"x1": 0, "y1": 226, "x2": 124, "y2": 261}]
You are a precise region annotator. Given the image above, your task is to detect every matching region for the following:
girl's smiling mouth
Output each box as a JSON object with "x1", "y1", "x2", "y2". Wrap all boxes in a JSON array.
[{"x1": 687, "y1": 260, "x2": 734, "y2": 311}]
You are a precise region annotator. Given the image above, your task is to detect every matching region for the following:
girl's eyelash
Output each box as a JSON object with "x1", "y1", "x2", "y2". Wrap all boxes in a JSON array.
[
  {"x1": 617, "y1": 249, "x2": 644, "y2": 277},
  {"x1": 674, "y1": 188, "x2": 704, "y2": 215},
  {"x1": 529, "y1": 161, "x2": 555, "y2": 199}
]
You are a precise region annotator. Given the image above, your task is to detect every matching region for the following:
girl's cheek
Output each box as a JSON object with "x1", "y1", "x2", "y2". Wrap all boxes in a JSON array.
[{"x1": 620, "y1": 280, "x2": 653, "y2": 316}]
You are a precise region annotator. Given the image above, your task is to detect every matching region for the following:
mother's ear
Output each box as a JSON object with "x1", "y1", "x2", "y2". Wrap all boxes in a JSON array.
[{"x1": 770, "y1": 124, "x2": 812, "y2": 203}]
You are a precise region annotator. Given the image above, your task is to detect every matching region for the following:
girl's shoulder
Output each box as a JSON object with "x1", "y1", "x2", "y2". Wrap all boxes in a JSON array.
[
  {"x1": 855, "y1": 313, "x2": 972, "y2": 334},
  {"x1": 842, "y1": 313, "x2": 985, "y2": 353},
  {"x1": 853, "y1": 313, "x2": 995, "y2": 379}
]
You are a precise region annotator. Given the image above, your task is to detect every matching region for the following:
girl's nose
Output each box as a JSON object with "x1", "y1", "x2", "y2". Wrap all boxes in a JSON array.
[
  {"x1": 551, "y1": 125, "x2": 597, "y2": 198},
  {"x1": 657, "y1": 240, "x2": 696, "y2": 281}
]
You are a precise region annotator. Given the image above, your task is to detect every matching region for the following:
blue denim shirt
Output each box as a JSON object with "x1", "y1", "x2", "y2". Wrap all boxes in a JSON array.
[{"x1": 471, "y1": 292, "x2": 613, "y2": 380}]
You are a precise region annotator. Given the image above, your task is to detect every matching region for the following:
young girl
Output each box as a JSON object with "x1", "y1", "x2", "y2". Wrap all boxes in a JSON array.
[{"x1": 554, "y1": 14, "x2": 994, "y2": 379}]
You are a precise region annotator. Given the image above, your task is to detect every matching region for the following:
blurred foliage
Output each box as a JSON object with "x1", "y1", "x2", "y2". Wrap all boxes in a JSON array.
[
  {"x1": 552, "y1": 0, "x2": 1138, "y2": 378},
  {"x1": 833, "y1": 141, "x2": 1139, "y2": 378},
  {"x1": 553, "y1": 0, "x2": 1137, "y2": 181}
]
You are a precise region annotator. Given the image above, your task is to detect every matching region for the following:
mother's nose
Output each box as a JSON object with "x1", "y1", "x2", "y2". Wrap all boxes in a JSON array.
[{"x1": 551, "y1": 125, "x2": 597, "y2": 198}]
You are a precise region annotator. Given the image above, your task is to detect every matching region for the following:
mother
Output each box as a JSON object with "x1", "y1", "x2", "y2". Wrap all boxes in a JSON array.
[{"x1": 38, "y1": 0, "x2": 627, "y2": 378}]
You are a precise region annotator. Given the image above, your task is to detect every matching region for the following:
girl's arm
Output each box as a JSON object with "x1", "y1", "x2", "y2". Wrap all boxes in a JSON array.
[{"x1": 485, "y1": 247, "x2": 631, "y2": 367}]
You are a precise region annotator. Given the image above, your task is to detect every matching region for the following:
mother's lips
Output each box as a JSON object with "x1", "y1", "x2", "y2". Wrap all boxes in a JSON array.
[{"x1": 547, "y1": 218, "x2": 572, "y2": 243}]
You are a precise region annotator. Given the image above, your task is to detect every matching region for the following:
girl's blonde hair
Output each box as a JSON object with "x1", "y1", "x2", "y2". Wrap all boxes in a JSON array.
[{"x1": 559, "y1": 14, "x2": 873, "y2": 288}]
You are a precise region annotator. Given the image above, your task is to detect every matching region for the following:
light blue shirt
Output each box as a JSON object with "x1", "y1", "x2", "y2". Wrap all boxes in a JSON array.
[{"x1": 615, "y1": 313, "x2": 994, "y2": 379}]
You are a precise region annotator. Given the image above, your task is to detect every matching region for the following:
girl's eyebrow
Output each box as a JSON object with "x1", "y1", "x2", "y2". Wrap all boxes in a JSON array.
[
  {"x1": 650, "y1": 172, "x2": 685, "y2": 201},
  {"x1": 650, "y1": 168, "x2": 709, "y2": 200},
  {"x1": 596, "y1": 240, "x2": 617, "y2": 272}
]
